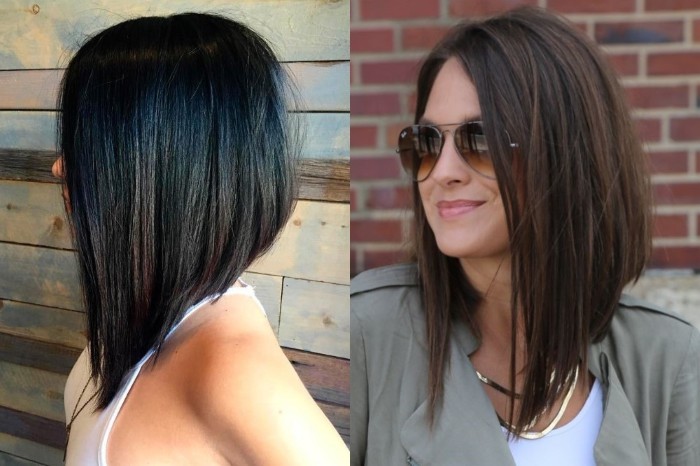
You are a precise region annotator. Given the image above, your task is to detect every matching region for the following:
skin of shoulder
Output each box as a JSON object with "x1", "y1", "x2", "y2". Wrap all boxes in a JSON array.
[{"x1": 108, "y1": 293, "x2": 349, "y2": 465}]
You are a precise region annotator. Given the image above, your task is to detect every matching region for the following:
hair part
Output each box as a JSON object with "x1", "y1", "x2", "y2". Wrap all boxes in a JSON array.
[
  {"x1": 411, "y1": 6, "x2": 651, "y2": 433},
  {"x1": 58, "y1": 12, "x2": 299, "y2": 408}
]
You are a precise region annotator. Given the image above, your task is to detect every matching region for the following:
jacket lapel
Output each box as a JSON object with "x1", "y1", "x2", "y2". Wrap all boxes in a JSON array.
[
  {"x1": 588, "y1": 349, "x2": 651, "y2": 466},
  {"x1": 400, "y1": 319, "x2": 515, "y2": 466}
]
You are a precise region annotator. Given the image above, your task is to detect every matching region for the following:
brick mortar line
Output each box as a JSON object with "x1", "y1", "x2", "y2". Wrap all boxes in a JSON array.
[
  {"x1": 646, "y1": 142, "x2": 700, "y2": 151},
  {"x1": 562, "y1": 12, "x2": 700, "y2": 22},
  {"x1": 353, "y1": 45, "x2": 700, "y2": 60},
  {"x1": 603, "y1": 43, "x2": 700, "y2": 53},
  {"x1": 655, "y1": 206, "x2": 700, "y2": 214},
  {"x1": 621, "y1": 76, "x2": 700, "y2": 85},
  {"x1": 651, "y1": 173, "x2": 700, "y2": 181},
  {"x1": 351, "y1": 12, "x2": 700, "y2": 29},
  {"x1": 353, "y1": 244, "x2": 407, "y2": 252},
  {"x1": 350, "y1": 52, "x2": 427, "y2": 60},
  {"x1": 653, "y1": 238, "x2": 700, "y2": 246},
  {"x1": 351, "y1": 211, "x2": 411, "y2": 221},
  {"x1": 634, "y1": 108, "x2": 700, "y2": 115},
  {"x1": 351, "y1": 82, "x2": 416, "y2": 90}
]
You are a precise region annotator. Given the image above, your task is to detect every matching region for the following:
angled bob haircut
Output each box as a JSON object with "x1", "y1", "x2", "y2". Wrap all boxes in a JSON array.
[
  {"x1": 411, "y1": 6, "x2": 651, "y2": 434},
  {"x1": 57, "y1": 13, "x2": 298, "y2": 408}
]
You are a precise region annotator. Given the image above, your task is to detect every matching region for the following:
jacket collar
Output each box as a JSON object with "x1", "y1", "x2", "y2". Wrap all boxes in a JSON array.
[{"x1": 399, "y1": 317, "x2": 651, "y2": 466}]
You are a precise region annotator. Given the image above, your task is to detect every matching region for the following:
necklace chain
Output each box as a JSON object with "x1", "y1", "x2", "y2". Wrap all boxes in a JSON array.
[
  {"x1": 475, "y1": 365, "x2": 579, "y2": 440},
  {"x1": 474, "y1": 369, "x2": 523, "y2": 399},
  {"x1": 64, "y1": 377, "x2": 98, "y2": 461}
]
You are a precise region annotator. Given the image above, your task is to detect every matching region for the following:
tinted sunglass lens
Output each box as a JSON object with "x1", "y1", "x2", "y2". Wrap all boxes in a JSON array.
[
  {"x1": 455, "y1": 122, "x2": 495, "y2": 178},
  {"x1": 398, "y1": 126, "x2": 441, "y2": 181}
]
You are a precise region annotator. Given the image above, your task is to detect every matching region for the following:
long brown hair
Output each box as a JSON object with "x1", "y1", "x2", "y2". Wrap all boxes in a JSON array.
[{"x1": 411, "y1": 6, "x2": 651, "y2": 434}]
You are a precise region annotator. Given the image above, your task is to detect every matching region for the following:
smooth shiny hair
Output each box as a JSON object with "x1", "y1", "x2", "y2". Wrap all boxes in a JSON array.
[
  {"x1": 58, "y1": 13, "x2": 298, "y2": 408},
  {"x1": 411, "y1": 6, "x2": 651, "y2": 433}
]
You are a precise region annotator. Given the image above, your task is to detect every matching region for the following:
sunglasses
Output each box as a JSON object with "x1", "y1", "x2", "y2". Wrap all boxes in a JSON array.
[{"x1": 396, "y1": 121, "x2": 518, "y2": 181}]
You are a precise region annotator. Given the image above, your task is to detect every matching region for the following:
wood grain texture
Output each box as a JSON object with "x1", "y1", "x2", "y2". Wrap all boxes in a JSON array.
[
  {"x1": 0, "y1": 333, "x2": 80, "y2": 375},
  {"x1": 0, "y1": 199, "x2": 346, "y2": 309},
  {"x1": 298, "y1": 158, "x2": 349, "y2": 203},
  {"x1": 0, "y1": 242, "x2": 81, "y2": 310},
  {"x1": 0, "y1": 0, "x2": 349, "y2": 68},
  {"x1": 0, "y1": 300, "x2": 84, "y2": 349},
  {"x1": 279, "y1": 279, "x2": 349, "y2": 358},
  {"x1": 0, "y1": 152, "x2": 348, "y2": 202},
  {"x1": 249, "y1": 201, "x2": 349, "y2": 285},
  {"x1": 0, "y1": 62, "x2": 348, "y2": 112},
  {"x1": 0, "y1": 269, "x2": 280, "y2": 338},
  {"x1": 0, "y1": 407, "x2": 64, "y2": 456},
  {"x1": 0, "y1": 361, "x2": 66, "y2": 422},
  {"x1": 283, "y1": 348, "x2": 349, "y2": 407},
  {"x1": 0, "y1": 181, "x2": 71, "y2": 249},
  {"x1": 0, "y1": 433, "x2": 61, "y2": 466},
  {"x1": 0, "y1": 111, "x2": 348, "y2": 158},
  {"x1": 0, "y1": 450, "x2": 45, "y2": 465}
]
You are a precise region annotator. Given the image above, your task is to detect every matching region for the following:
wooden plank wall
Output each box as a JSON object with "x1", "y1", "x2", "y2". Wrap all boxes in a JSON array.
[{"x1": 0, "y1": 1, "x2": 349, "y2": 464}]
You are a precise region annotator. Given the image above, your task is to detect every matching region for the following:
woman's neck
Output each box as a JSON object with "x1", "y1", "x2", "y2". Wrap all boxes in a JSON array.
[{"x1": 460, "y1": 256, "x2": 524, "y2": 355}]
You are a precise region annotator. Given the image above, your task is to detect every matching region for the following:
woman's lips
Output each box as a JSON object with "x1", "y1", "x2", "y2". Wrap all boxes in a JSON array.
[{"x1": 436, "y1": 199, "x2": 485, "y2": 218}]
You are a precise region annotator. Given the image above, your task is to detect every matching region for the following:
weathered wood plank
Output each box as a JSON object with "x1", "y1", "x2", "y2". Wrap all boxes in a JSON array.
[
  {"x1": 298, "y1": 158, "x2": 349, "y2": 203},
  {"x1": 0, "y1": 450, "x2": 45, "y2": 465},
  {"x1": 0, "y1": 0, "x2": 349, "y2": 68},
  {"x1": 0, "y1": 405, "x2": 64, "y2": 453},
  {"x1": 0, "y1": 153, "x2": 348, "y2": 202},
  {"x1": 0, "y1": 333, "x2": 80, "y2": 375},
  {"x1": 0, "y1": 175, "x2": 349, "y2": 253},
  {"x1": 0, "y1": 361, "x2": 66, "y2": 423},
  {"x1": 0, "y1": 62, "x2": 349, "y2": 112},
  {"x1": 0, "y1": 243, "x2": 81, "y2": 310},
  {"x1": 0, "y1": 274, "x2": 279, "y2": 346},
  {"x1": 0, "y1": 151, "x2": 53, "y2": 184},
  {"x1": 283, "y1": 348, "x2": 349, "y2": 407},
  {"x1": 0, "y1": 431, "x2": 62, "y2": 465},
  {"x1": 250, "y1": 201, "x2": 349, "y2": 285},
  {"x1": 0, "y1": 111, "x2": 349, "y2": 159},
  {"x1": 0, "y1": 199, "x2": 346, "y2": 309},
  {"x1": 0, "y1": 181, "x2": 71, "y2": 249},
  {"x1": 0, "y1": 301, "x2": 84, "y2": 349},
  {"x1": 279, "y1": 279, "x2": 349, "y2": 358}
]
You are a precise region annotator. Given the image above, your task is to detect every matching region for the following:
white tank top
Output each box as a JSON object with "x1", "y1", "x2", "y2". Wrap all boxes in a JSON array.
[
  {"x1": 63, "y1": 283, "x2": 264, "y2": 466},
  {"x1": 505, "y1": 378, "x2": 604, "y2": 466}
]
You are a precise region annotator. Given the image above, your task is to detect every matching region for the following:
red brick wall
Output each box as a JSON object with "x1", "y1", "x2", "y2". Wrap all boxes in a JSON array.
[{"x1": 351, "y1": 0, "x2": 700, "y2": 275}]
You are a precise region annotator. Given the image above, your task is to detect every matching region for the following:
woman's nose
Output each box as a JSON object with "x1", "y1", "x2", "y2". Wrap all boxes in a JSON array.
[
  {"x1": 52, "y1": 157, "x2": 64, "y2": 179},
  {"x1": 429, "y1": 133, "x2": 472, "y2": 184}
]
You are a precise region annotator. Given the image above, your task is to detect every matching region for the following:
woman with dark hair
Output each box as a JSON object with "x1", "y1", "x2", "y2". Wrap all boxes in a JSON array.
[
  {"x1": 351, "y1": 7, "x2": 699, "y2": 466},
  {"x1": 54, "y1": 12, "x2": 348, "y2": 465}
]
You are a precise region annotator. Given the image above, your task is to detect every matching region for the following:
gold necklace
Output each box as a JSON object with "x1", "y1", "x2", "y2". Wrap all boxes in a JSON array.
[
  {"x1": 495, "y1": 365, "x2": 579, "y2": 440},
  {"x1": 474, "y1": 370, "x2": 523, "y2": 399},
  {"x1": 64, "y1": 377, "x2": 99, "y2": 461}
]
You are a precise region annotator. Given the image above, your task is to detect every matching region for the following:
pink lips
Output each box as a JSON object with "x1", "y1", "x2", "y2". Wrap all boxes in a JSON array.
[{"x1": 436, "y1": 199, "x2": 485, "y2": 218}]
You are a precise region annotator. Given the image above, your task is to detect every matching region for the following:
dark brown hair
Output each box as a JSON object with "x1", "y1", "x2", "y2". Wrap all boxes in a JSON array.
[{"x1": 411, "y1": 6, "x2": 651, "y2": 433}]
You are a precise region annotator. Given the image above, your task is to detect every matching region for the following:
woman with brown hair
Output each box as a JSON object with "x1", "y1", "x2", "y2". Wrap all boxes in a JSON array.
[{"x1": 351, "y1": 7, "x2": 699, "y2": 466}]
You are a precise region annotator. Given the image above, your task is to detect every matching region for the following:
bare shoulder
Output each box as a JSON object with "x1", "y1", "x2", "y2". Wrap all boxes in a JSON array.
[{"x1": 182, "y1": 293, "x2": 350, "y2": 465}]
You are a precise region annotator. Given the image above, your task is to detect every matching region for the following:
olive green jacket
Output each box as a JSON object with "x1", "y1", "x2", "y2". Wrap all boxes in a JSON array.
[{"x1": 351, "y1": 264, "x2": 700, "y2": 466}]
